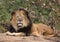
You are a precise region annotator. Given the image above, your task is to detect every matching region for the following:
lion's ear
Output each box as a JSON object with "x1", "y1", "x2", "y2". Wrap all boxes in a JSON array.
[{"x1": 11, "y1": 11, "x2": 15, "y2": 16}]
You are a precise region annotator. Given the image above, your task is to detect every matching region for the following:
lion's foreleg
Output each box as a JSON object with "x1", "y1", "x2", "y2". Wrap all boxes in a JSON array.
[
  {"x1": 6, "y1": 31, "x2": 14, "y2": 36},
  {"x1": 6, "y1": 31, "x2": 25, "y2": 36},
  {"x1": 12, "y1": 32, "x2": 25, "y2": 36}
]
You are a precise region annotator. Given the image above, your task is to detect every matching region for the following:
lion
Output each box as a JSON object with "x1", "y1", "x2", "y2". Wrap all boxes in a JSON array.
[{"x1": 6, "y1": 8, "x2": 55, "y2": 37}]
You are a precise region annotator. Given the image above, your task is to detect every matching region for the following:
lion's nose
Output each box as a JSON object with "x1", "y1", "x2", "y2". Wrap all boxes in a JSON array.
[{"x1": 17, "y1": 19, "x2": 23, "y2": 24}]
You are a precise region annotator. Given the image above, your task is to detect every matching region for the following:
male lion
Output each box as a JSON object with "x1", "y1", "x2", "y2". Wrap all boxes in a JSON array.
[{"x1": 6, "y1": 8, "x2": 55, "y2": 37}]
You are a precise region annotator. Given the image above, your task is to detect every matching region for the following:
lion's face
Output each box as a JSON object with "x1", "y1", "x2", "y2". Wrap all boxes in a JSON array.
[{"x1": 10, "y1": 9, "x2": 30, "y2": 31}]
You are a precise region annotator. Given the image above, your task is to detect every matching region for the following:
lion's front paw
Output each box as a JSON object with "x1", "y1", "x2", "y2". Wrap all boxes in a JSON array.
[
  {"x1": 6, "y1": 32, "x2": 25, "y2": 36},
  {"x1": 12, "y1": 32, "x2": 26, "y2": 36},
  {"x1": 6, "y1": 31, "x2": 15, "y2": 36}
]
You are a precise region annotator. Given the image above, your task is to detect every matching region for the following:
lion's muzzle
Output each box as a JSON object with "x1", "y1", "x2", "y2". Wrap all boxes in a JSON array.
[{"x1": 17, "y1": 20, "x2": 23, "y2": 28}]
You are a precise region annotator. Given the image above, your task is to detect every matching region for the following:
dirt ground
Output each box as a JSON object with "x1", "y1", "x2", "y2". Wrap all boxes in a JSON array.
[{"x1": 0, "y1": 33, "x2": 60, "y2": 42}]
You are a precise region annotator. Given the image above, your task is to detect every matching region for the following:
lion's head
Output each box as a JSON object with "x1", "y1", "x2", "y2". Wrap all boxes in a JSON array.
[{"x1": 10, "y1": 8, "x2": 32, "y2": 32}]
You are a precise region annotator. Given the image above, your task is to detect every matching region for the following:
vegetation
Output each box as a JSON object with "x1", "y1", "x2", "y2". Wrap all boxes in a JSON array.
[{"x1": 0, "y1": 0, "x2": 60, "y2": 32}]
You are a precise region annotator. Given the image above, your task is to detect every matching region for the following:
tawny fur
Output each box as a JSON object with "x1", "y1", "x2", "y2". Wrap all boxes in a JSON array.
[
  {"x1": 6, "y1": 8, "x2": 55, "y2": 37},
  {"x1": 31, "y1": 23, "x2": 54, "y2": 37}
]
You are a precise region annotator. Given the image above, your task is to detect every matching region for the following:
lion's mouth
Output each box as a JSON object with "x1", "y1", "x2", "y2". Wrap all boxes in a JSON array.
[
  {"x1": 17, "y1": 21, "x2": 23, "y2": 28},
  {"x1": 17, "y1": 23, "x2": 23, "y2": 28}
]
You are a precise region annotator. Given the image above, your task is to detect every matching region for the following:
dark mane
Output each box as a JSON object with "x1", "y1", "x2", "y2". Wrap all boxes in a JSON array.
[
  {"x1": 9, "y1": 8, "x2": 32, "y2": 35},
  {"x1": 10, "y1": 8, "x2": 30, "y2": 21}
]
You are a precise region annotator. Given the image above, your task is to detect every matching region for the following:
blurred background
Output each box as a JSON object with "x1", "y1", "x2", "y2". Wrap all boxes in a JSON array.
[{"x1": 0, "y1": 0, "x2": 60, "y2": 33}]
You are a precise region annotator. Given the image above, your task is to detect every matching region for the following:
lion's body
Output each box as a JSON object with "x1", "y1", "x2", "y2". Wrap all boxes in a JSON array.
[
  {"x1": 30, "y1": 23, "x2": 54, "y2": 36},
  {"x1": 6, "y1": 8, "x2": 55, "y2": 37}
]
